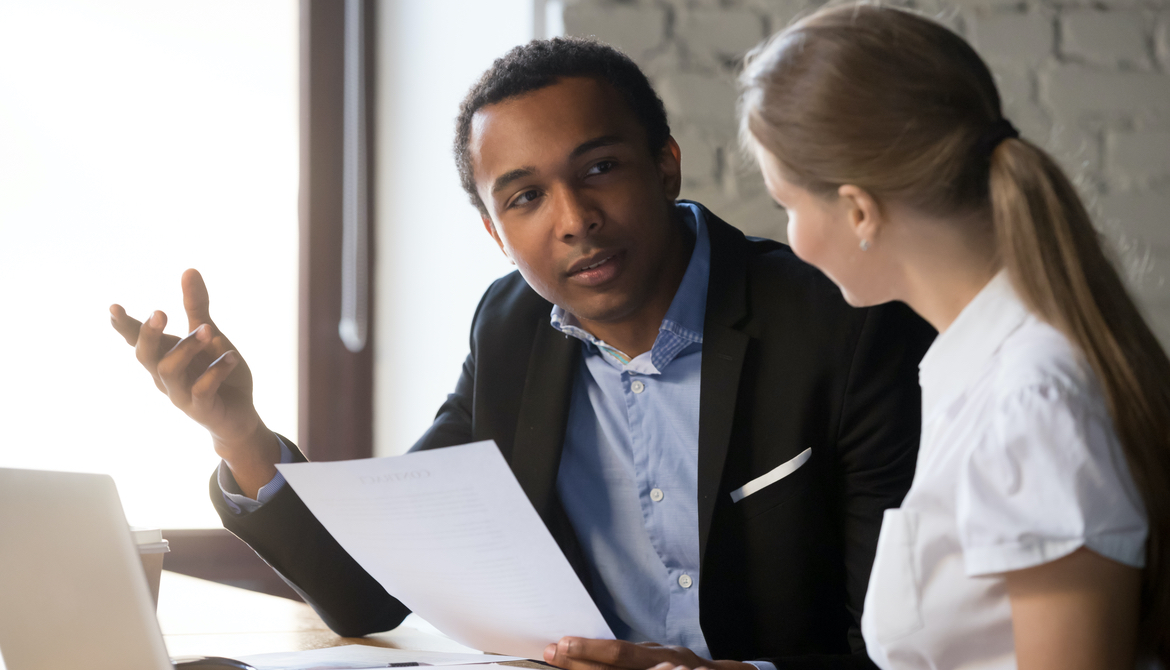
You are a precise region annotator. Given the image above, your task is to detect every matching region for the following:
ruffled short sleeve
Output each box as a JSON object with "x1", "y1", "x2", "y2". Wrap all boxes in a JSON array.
[{"x1": 956, "y1": 381, "x2": 1148, "y2": 577}]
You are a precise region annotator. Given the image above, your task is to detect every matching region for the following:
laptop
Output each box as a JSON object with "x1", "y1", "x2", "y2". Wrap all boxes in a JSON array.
[{"x1": 0, "y1": 467, "x2": 179, "y2": 670}]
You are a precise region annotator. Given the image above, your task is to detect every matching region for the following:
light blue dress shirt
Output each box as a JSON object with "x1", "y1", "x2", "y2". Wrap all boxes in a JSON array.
[
  {"x1": 551, "y1": 202, "x2": 709, "y2": 656},
  {"x1": 220, "y1": 203, "x2": 773, "y2": 668}
]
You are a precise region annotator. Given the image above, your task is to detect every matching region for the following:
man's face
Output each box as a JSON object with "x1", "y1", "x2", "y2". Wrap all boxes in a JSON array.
[{"x1": 470, "y1": 77, "x2": 682, "y2": 324}]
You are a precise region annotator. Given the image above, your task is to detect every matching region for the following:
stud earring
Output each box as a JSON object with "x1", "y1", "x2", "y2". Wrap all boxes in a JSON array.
[{"x1": 860, "y1": 239, "x2": 870, "y2": 251}]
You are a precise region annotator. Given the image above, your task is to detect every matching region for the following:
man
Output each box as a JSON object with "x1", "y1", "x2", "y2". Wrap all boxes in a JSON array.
[{"x1": 112, "y1": 39, "x2": 934, "y2": 670}]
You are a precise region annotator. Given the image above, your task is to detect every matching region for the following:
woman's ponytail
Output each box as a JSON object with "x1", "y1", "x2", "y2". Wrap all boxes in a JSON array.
[{"x1": 990, "y1": 138, "x2": 1170, "y2": 659}]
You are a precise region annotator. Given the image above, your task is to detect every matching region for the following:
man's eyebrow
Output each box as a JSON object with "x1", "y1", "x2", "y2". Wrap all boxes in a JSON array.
[
  {"x1": 569, "y1": 135, "x2": 623, "y2": 160},
  {"x1": 491, "y1": 167, "x2": 536, "y2": 195},
  {"x1": 489, "y1": 136, "x2": 624, "y2": 196}
]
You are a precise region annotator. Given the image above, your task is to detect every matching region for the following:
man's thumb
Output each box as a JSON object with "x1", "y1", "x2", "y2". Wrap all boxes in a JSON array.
[{"x1": 182, "y1": 268, "x2": 213, "y2": 331}]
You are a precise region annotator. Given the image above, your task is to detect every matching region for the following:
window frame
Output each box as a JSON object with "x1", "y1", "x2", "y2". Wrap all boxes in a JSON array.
[{"x1": 163, "y1": 0, "x2": 376, "y2": 598}]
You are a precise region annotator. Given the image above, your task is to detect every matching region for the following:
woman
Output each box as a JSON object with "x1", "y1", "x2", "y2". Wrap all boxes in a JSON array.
[{"x1": 710, "y1": 4, "x2": 1166, "y2": 668}]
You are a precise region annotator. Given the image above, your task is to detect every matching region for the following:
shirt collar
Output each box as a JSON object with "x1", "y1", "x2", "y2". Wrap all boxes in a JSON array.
[
  {"x1": 550, "y1": 202, "x2": 711, "y2": 373},
  {"x1": 918, "y1": 269, "x2": 1030, "y2": 421}
]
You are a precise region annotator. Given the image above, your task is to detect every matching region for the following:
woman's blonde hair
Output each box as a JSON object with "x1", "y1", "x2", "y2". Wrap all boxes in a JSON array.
[{"x1": 739, "y1": 4, "x2": 1170, "y2": 659}]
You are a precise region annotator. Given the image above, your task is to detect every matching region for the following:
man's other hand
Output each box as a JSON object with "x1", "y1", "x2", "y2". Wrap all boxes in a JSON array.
[
  {"x1": 109, "y1": 268, "x2": 279, "y2": 497},
  {"x1": 543, "y1": 638, "x2": 754, "y2": 670}
]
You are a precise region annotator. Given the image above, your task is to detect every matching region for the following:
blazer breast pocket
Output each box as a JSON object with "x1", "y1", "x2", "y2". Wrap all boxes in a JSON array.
[{"x1": 731, "y1": 447, "x2": 816, "y2": 520}]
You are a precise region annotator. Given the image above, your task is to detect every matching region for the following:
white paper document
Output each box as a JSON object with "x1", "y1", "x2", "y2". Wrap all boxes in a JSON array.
[
  {"x1": 236, "y1": 645, "x2": 521, "y2": 670},
  {"x1": 277, "y1": 441, "x2": 614, "y2": 659}
]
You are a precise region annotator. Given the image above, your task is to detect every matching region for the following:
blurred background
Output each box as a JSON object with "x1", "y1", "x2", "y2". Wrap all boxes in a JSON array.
[
  {"x1": 0, "y1": 0, "x2": 1166, "y2": 593},
  {"x1": 0, "y1": 0, "x2": 301, "y2": 530}
]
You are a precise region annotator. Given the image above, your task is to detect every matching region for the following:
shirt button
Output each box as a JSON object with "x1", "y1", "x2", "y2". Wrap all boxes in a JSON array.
[
  {"x1": 650, "y1": 488, "x2": 664, "y2": 502},
  {"x1": 631, "y1": 380, "x2": 646, "y2": 394},
  {"x1": 678, "y1": 574, "x2": 693, "y2": 589}
]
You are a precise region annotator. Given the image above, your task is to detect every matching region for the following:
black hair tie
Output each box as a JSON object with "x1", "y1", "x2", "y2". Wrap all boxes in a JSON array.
[{"x1": 977, "y1": 118, "x2": 1019, "y2": 157}]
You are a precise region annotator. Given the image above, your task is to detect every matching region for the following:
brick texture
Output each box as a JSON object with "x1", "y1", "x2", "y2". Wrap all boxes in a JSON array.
[
  {"x1": 562, "y1": 3, "x2": 668, "y2": 60},
  {"x1": 677, "y1": 9, "x2": 766, "y2": 63},
  {"x1": 971, "y1": 12, "x2": 1055, "y2": 65},
  {"x1": 1099, "y1": 193, "x2": 1170, "y2": 249},
  {"x1": 1108, "y1": 129, "x2": 1170, "y2": 186},
  {"x1": 1061, "y1": 10, "x2": 1152, "y2": 68},
  {"x1": 1157, "y1": 12, "x2": 1170, "y2": 69},
  {"x1": 1042, "y1": 67, "x2": 1170, "y2": 115},
  {"x1": 561, "y1": 0, "x2": 1170, "y2": 347}
]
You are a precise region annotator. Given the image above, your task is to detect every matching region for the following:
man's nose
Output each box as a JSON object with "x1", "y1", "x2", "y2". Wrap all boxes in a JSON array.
[{"x1": 552, "y1": 187, "x2": 602, "y2": 241}]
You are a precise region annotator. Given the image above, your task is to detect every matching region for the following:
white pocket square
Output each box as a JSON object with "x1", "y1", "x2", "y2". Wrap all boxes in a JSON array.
[{"x1": 730, "y1": 447, "x2": 812, "y2": 503}]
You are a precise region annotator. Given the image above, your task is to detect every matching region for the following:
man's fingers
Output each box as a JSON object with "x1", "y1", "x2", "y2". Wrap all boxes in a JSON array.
[
  {"x1": 109, "y1": 304, "x2": 142, "y2": 346},
  {"x1": 135, "y1": 311, "x2": 168, "y2": 391},
  {"x1": 546, "y1": 638, "x2": 659, "y2": 670},
  {"x1": 543, "y1": 647, "x2": 613, "y2": 670},
  {"x1": 182, "y1": 268, "x2": 215, "y2": 332},
  {"x1": 543, "y1": 639, "x2": 717, "y2": 670},
  {"x1": 581, "y1": 639, "x2": 647, "y2": 667},
  {"x1": 651, "y1": 664, "x2": 694, "y2": 670},
  {"x1": 156, "y1": 324, "x2": 215, "y2": 404},
  {"x1": 190, "y1": 350, "x2": 239, "y2": 413}
]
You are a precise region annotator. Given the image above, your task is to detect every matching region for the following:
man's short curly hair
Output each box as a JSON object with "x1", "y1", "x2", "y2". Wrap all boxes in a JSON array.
[{"x1": 454, "y1": 37, "x2": 671, "y2": 215}]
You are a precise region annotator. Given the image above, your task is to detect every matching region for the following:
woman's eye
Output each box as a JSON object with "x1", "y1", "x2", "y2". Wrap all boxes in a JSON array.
[{"x1": 587, "y1": 160, "x2": 616, "y2": 176}]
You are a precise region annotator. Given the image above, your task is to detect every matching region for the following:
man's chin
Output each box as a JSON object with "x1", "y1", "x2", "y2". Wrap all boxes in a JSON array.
[{"x1": 559, "y1": 293, "x2": 641, "y2": 326}]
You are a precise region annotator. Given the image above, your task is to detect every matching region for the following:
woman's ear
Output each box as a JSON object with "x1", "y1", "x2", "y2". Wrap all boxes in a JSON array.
[{"x1": 838, "y1": 184, "x2": 884, "y2": 249}]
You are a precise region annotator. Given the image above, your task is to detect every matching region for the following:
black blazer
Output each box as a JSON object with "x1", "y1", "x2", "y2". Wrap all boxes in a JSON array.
[{"x1": 212, "y1": 203, "x2": 935, "y2": 669}]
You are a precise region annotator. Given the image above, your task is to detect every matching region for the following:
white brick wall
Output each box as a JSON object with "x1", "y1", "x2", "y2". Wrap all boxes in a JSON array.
[
  {"x1": 561, "y1": 0, "x2": 1170, "y2": 347},
  {"x1": 971, "y1": 12, "x2": 1055, "y2": 65},
  {"x1": 1062, "y1": 10, "x2": 1151, "y2": 68},
  {"x1": 562, "y1": 3, "x2": 668, "y2": 58},
  {"x1": 1109, "y1": 129, "x2": 1170, "y2": 184}
]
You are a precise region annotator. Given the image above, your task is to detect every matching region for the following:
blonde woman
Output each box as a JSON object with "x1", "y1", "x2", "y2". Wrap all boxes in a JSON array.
[{"x1": 657, "y1": 4, "x2": 1169, "y2": 669}]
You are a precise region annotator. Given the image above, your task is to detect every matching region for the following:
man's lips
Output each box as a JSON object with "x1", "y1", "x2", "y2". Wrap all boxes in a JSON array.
[
  {"x1": 567, "y1": 250, "x2": 620, "y2": 275},
  {"x1": 566, "y1": 251, "x2": 624, "y2": 287}
]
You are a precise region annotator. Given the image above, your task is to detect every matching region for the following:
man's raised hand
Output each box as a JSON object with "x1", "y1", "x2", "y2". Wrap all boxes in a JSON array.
[{"x1": 110, "y1": 269, "x2": 279, "y2": 497}]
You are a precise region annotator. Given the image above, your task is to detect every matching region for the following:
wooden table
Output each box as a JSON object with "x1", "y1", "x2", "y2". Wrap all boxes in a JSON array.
[{"x1": 157, "y1": 570, "x2": 485, "y2": 659}]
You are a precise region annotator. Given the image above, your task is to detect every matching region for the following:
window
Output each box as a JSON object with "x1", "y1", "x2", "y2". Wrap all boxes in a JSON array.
[
  {"x1": 0, "y1": 1, "x2": 298, "y2": 530},
  {"x1": 0, "y1": 0, "x2": 553, "y2": 598}
]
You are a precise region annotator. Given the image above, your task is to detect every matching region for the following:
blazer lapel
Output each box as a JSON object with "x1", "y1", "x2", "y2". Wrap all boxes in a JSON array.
[
  {"x1": 510, "y1": 320, "x2": 580, "y2": 525},
  {"x1": 696, "y1": 206, "x2": 752, "y2": 565}
]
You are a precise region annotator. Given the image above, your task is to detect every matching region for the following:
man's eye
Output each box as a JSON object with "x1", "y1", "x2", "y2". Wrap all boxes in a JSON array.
[
  {"x1": 586, "y1": 160, "x2": 616, "y2": 176},
  {"x1": 511, "y1": 189, "x2": 540, "y2": 207}
]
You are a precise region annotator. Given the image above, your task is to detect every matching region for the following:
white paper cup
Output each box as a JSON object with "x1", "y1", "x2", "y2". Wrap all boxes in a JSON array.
[{"x1": 131, "y1": 527, "x2": 170, "y2": 609}]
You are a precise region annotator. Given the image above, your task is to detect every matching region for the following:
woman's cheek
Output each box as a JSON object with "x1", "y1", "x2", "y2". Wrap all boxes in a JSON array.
[
  {"x1": 787, "y1": 212, "x2": 859, "y2": 301},
  {"x1": 786, "y1": 212, "x2": 826, "y2": 267}
]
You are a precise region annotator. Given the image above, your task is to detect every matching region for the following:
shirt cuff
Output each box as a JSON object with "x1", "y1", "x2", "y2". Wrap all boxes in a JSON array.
[
  {"x1": 218, "y1": 436, "x2": 294, "y2": 515},
  {"x1": 745, "y1": 661, "x2": 776, "y2": 670}
]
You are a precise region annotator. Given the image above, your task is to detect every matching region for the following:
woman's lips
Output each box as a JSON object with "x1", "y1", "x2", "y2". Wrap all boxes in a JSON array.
[{"x1": 568, "y1": 252, "x2": 622, "y2": 287}]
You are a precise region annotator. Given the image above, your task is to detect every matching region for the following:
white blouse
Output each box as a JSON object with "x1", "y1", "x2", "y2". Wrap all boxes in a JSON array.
[{"x1": 861, "y1": 271, "x2": 1148, "y2": 669}]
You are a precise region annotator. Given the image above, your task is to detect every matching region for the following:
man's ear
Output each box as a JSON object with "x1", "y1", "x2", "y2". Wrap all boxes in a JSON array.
[
  {"x1": 482, "y1": 215, "x2": 512, "y2": 262},
  {"x1": 838, "y1": 184, "x2": 883, "y2": 247},
  {"x1": 658, "y1": 136, "x2": 682, "y2": 200}
]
